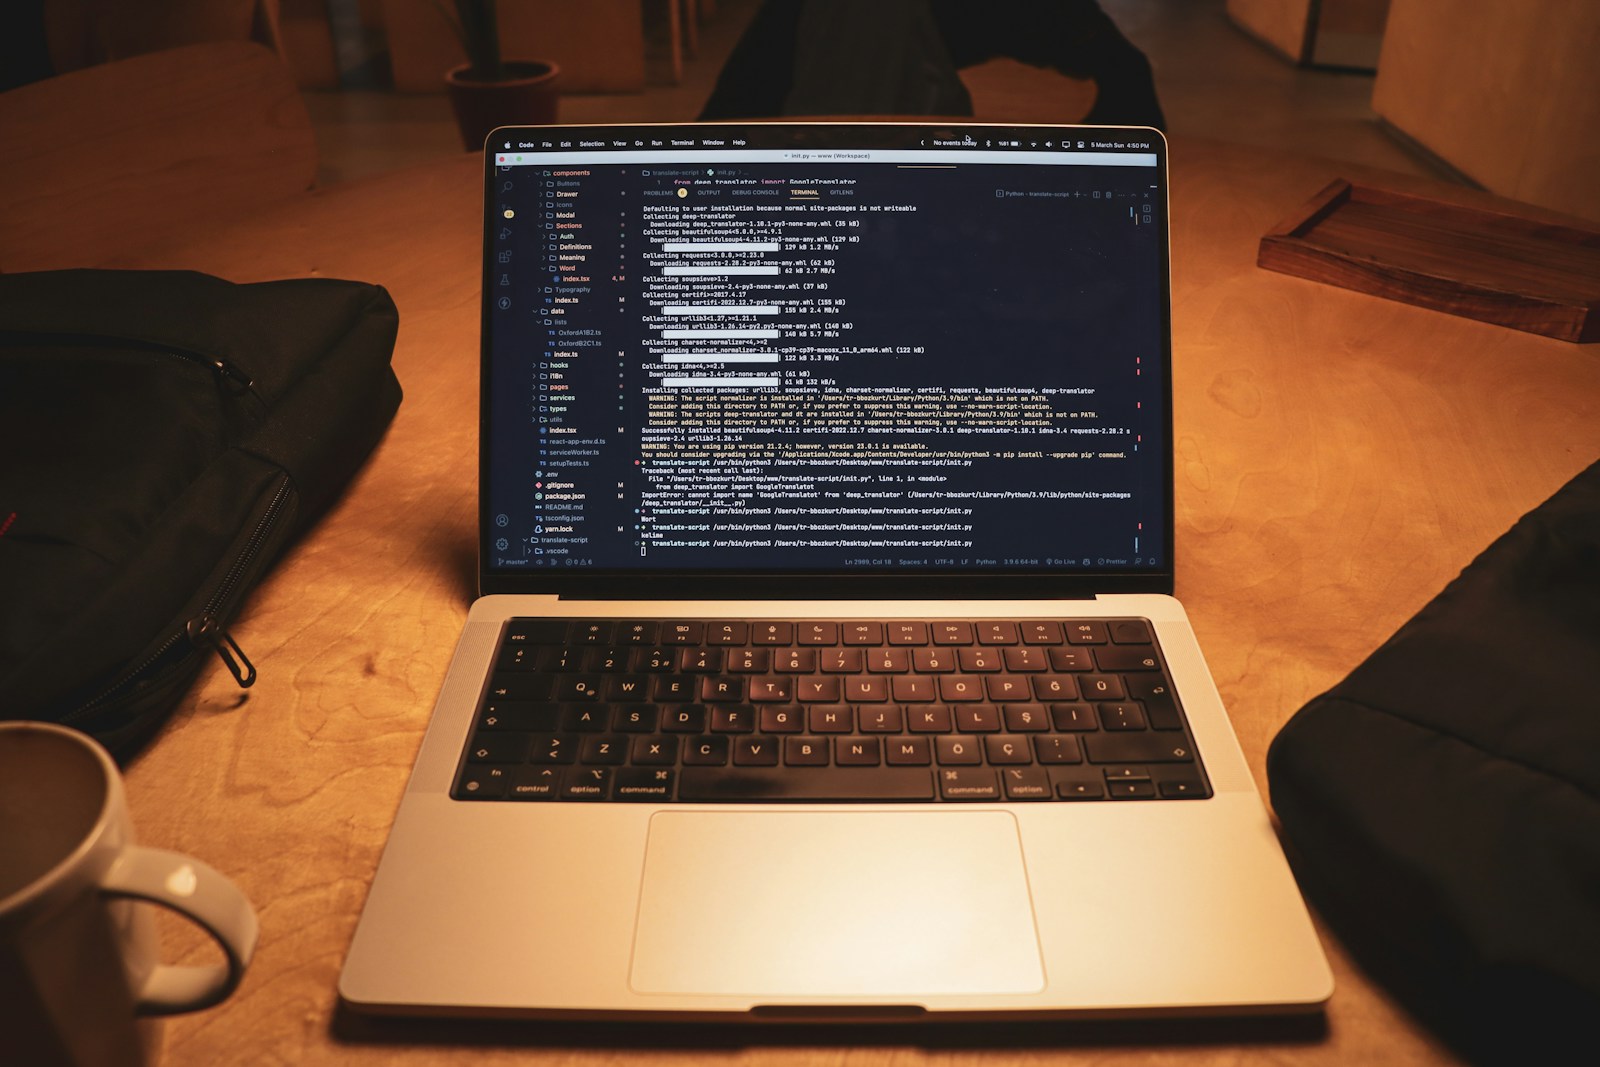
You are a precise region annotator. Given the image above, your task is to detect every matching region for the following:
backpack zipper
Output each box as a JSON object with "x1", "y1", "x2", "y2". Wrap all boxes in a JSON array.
[
  {"x1": 184, "y1": 476, "x2": 297, "y2": 687},
  {"x1": 6, "y1": 328, "x2": 276, "y2": 722},
  {"x1": 0, "y1": 329, "x2": 261, "y2": 401},
  {"x1": 63, "y1": 475, "x2": 292, "y2": 721}
]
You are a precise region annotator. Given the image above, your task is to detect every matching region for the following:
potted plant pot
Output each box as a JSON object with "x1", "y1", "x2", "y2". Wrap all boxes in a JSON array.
[{"x1": 446, "y1": 59, "x2": 560, "y2": 151}]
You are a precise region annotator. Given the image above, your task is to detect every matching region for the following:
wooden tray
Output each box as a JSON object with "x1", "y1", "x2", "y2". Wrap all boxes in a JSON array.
[{"x1": 1258, "y1": 179, "x2": 1600, "y2": 343}]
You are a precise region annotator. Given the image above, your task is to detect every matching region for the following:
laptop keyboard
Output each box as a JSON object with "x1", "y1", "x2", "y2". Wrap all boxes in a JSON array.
[{"x1": 452, "y1": 617, "x2": 1211, "y2": 803}]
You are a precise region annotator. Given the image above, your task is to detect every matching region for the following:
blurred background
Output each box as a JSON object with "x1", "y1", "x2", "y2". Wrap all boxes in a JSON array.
[{"x1": 3, "y1": 0, "x2": 1596, "y2": 221}]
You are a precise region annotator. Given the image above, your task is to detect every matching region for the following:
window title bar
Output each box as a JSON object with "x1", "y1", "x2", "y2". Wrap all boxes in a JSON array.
[{"x1": 495, "y1": 147, "x2": 1157, "y2": 168}]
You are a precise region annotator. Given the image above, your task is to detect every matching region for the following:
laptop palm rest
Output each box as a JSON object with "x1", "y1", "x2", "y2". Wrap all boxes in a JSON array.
[{"x1": 629, "y1": 810, "x2": 1045, "y2": 998}]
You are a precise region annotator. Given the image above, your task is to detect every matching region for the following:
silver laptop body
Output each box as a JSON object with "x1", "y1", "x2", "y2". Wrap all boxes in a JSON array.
[{"x1": 340, "y1": 122, "x2": 1332, "y2": 1019}]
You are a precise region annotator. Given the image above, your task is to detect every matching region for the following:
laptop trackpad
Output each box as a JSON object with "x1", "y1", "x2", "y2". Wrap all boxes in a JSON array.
[{"x1": 629, "y1": 810, "x2": 1045, "y2": 997}]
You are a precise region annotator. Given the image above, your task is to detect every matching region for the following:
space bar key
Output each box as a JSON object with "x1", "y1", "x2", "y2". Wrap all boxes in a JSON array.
[{"x1": 678, "y1": 767, "x2": 934, "y2": 801}]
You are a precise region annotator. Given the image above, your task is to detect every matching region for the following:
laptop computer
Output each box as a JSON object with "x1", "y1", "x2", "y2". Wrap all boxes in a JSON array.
[{"x1": 340, "y1": 122, "x2": 1332, "y2": 1019}]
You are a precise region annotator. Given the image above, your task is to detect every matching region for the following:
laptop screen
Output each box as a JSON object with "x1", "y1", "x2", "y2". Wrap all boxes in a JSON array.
[{"x1": 480, "y1": 123, "x2": 1171, "y2": 598}]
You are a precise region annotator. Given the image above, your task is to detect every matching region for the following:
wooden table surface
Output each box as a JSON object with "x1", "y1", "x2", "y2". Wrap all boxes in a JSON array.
[{"x1": 87, "y1": 138, "x2": 1597, "y2": 1065}]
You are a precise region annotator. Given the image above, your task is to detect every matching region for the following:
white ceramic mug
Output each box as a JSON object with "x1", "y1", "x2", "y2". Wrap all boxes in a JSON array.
[{"x1": 0, "y1": 721, "x2": 258, "y2": 1066}]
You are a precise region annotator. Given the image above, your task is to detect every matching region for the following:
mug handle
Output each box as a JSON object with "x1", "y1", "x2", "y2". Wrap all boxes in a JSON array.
[{"x1": 100, "y1": 846, "x2": 260, "y2": 1015}]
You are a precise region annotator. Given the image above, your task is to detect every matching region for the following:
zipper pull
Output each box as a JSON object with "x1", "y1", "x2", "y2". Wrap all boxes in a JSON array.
[
  {"x1": 207, "y1": 356, "x2": 262, "y2": 402},
  {"x1": 186, "y1": 614, "x2": 257, "y2": 688}
]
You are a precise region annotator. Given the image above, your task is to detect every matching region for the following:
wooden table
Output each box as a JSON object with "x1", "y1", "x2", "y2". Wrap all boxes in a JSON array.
[{"x1": 92, "y1": 138, "x2": 1598, "y2": 1064}]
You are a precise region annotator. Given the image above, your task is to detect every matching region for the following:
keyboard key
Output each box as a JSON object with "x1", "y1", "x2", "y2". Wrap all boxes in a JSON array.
[
  {"x1": 584, "y1": 647, "x2": 629, "y2": 672},
  {"x1": 954, "y1": 705, "x2": 1002, "y2": 732},
  {"x1": 1084, "y1": 734, "x2": 1196, "y2": 764},
  {"x1": 1049, "y1": 703, "x2": 1097, "y2": 731},
  {"x1": 751, "y1": 622, "x2": 793, "y2": 645},
  {"x1": 1003, "y1": 647, "x2": 1049, "y2": 672},
  {"x1": 977, "y1": 622, "x2": 1019, "y2": 645},
  {"x1": 774, "y1": 648, "x2": 816, "y2": 672},
  {"x1": 1079, "y1": 674, "x2": 1127, "y2": 700},
  {"x1": 733, "y1": 737, "x2": 780, "y2": 766},
  {"x1": 844, "y1": 676, "x2": 889, "y2": 702},
  {"x1": 985, "y1": 676, "x2": 1032, "y2": 702},
  {"x1": 529, "y1": 734, "x2": 577, "y2": 764},
  {"x1": 613, "y1": 705, "x2": 659, "y2": 732},
  {"x1": 571, "y1": 622, "x2": 613, "y2": 644},
  {"x1": 1020, "y1": 621, "x2": 1064, "y2": 645},
  {"x1": 631, "y1": 736, "x2": 678, "y2": 765},
  {"x1": 487, "y1": 674, "x2": 555, "y2": 701},
  {"x1": 938, "y1": 767, "x2": 999, "y2": 800},
  {"x1": 1056, "y1": 778, "x2": 1104, "y2": 800},
  {"x1": 758, "y1": 705, "x2": 804, "y2": 733},
  {"x1": 957, "y1": 647, "x2": 1003, "y2": 672},
  {"x1": 507, "y1": 766, "x2": 561, "y2": 800},
  {"x1": 1000, "y1": 766, "x2": 1052, "y2": 799},
  {"x1": 842, "y1": 622, "x2": 884, "y2": 646},
  {"x1": 797, "y1": 622, "x2": 839, "y2": 645},
  {"x1": 455, "y1": 765, "x2": 511, "y2": 799},
  {"x1": 708, "y1": 622, "x2": 749, "y2": 644},
  {"x1": 681, "y1": 648, "x2": 722, "y2": 672},
  {"x1": 683, "y1": 735, "x2": 729, "y2": 765},
  {"x1": 835, "y1": 737, "x2": 881, "y2": 766},
  {"x1": 983, "y1": 735, "x2": 1032, "y2": 765},
  {"x1": 938, "y1": 676, "x2": 985, "y2": 702},
  {"x1": 796, "y1": 676, "x2": 841, "y2": 703},
  {"x1": 808, "y1": 705, "x2": 854, "y2": 733},
  {"x1": 1110, "y1": 619, "x2": 1153, "y2": 643},
  {"x1": 503, "y1": 620, "x2": 570, "y2": 645},
  {"x1": 729, "y1": 648, "x2": 770, "y2": 672},
  {"x1": 563, "y1": 768, "x2": 611, "y2": 800},
  {"x1": 661, "y1": 705, "x2": 706, "y2": 732},
  {"x1": 1127, "y1": 675, "x2": 1184, "y2": 730},
  {"x1": 1032, "y1": 676, "x2": 1080, "y2": 701},
  {"x1": 1158, "y1": 775, "x2": 1208, "y2": 799},
  {"x1": 466, "y1": 734, "x2": 529, "y2": 763},
  {"x1": 748, "y1": 677, "x2": 794, "y2": 702},
  {"x1": 885, "y1": 736, "x2": 932, "y2": 765},
  {"x1": 1065, "y1": 622, "x2": 1108, "y2": 644},
  {"x1": 554, "y1": 675, "x2": 602, "y2": 702},
  {"x1": 618, "y1": 621, "x2": 658, "y2": 644},
  {"x1": 784, "y1": 737, "x2": 830, "y2": 766},
  {"x1": 662, "y1": 622, "x2": 704, "y2": 644},
  {"x1": 699, "y1": 677, "x2": 746, "y2": 702},
  {"x1": 653, "y1": 676, "x2": 695, "y2": 702},
  {"x1": 1034, "y1": 735, "x2": 1083, "y2": 764},
  {"x1": 679, "y1": 767, "x2": 933, "y2": 801},
  {"x1": 580, "y1": 735, "x2": 626, "y2": 764},
  {"x1": 561, "y1": 705, "x2": 607, "y2": 732},
  {"x1": 858, "y1": 705, "x2": 903, "y2": 733},
  {"x1": 866, "y1": 648, "x2": 911, "y2": 672},
  {"x1": 1098, "y1": 702, "x2": 1147, "y2": 731},
  {"x1": 891, "y1": 676, "x2": 937, "y2": 703},
  {"x1": 1047, "y1": 647, "x2": 1095, "y2": 672},
  {"x1": 1094, "y1": 646, "x2": 1161, "y2": 672},
  {"x1": 478, "y1": 701, "x2": 559, "y2": 732},
  {"x1": 710, "y1": 706, "x2": 756, "y2": 732},
  {"x1": 615, "y1": 767, "x2": 675, "y2": 800},
  {"x1": 935, "y1": 736, "x2": 983, "y2": 765},
  {"x1": 1003, "y1": 705, "x2": 1050, "y2": 732},
  {"x1": 819, "y1": 648, "x2": 863, "y2": 672},
  {"x1": 887, "y1": 622, "x2": 928, "y2": 645}
]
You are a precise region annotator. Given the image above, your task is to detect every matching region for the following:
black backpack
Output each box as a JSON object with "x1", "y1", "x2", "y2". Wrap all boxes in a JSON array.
[
  {"x1": 0, "y1": 269, "x2": 401, "y2": 756},
  {"x1": 1268, "y1": 459, "x2": 1600, "y2": 1062}
]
